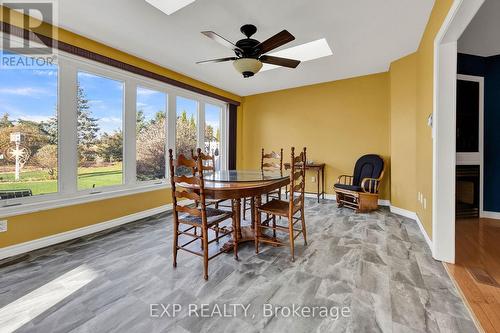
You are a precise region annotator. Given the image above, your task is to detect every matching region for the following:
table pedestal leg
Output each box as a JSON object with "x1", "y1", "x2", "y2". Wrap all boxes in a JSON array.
[{"x1": 221, "y1": 195, "x2": 278, "y2": 252}]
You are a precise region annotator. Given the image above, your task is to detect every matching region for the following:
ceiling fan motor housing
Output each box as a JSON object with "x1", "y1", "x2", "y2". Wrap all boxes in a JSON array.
[{"x1": 235, "y1": 39, "x2": 260, "y2": 58}]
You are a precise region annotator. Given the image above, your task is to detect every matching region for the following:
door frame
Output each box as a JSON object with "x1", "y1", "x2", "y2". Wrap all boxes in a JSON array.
[
  {"x1": 456, "y1": 74, "x2": 484, "y2": 217},
  {"x1": 433, "y1": 0, "x2": 484, "y2": 263}
]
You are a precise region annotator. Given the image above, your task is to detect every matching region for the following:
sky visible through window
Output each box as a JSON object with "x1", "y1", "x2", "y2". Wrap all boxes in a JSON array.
[
  {"x1": 137, "y1": 87, "x2": 166, "y2": 119},
  {"x1": 0, "y1": 69, "x2": 217, "y2": 136},
  {"x1": 0, "y1": 68, "x2": 58, "y2": 124},
  {"x1": 205, "y1": 103, "x2": 220, "y2": 132},
  {"x1": 77, "y1": 72, "x2": 123, "y2": 136}
]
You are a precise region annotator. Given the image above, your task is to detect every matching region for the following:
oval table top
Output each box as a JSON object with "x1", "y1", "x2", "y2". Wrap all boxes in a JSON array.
[
  {"x1": 204, "y1": 170, "x2": 287, "y2": 183},
  {"x1": 181, "y1": 170, "x2": 290, "y2": 200}
]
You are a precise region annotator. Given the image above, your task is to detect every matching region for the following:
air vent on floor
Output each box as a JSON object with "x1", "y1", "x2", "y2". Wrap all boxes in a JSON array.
[{"x1": 467, "y1": 267, "x2": 500, "y2": 288}]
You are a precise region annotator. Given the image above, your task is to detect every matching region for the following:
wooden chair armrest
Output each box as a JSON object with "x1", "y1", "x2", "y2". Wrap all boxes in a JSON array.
[
  {"x1": 336, "y1": 175, "x2": 353, "y2": 185},
  {"x1": 361, "y1": 178, "x2": 381, "y2": 194}
]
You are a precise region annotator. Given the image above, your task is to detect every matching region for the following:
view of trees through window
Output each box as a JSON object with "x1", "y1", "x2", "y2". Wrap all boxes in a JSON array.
[
  {"x1": 0, "y1": 52, "x2": 226, "y2": 202},
  {"x1": 77, "y1": 72, "x2": 124, "y2": 190},
  {"x1": 136, "y1": 87, "x2": 167, "y2": 181},
  {"x1": 0, "y1": 63, "x2": 59, "y2": 199},
  {"x1": 176, "y1": 96, "x2": 198, "y2": 157}
]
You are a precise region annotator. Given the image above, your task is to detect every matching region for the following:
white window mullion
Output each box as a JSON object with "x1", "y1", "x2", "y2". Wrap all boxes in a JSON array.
[
  {"x1": 124, "y1": 80, "x2": 137, "y2": 185},
  {"x1": 58, "y1": 61, "x2": 78, "y2": 194},
  {"x1": 197, "y1": 102, "x2": 205, "y2": 152},
  {"x1": 167, "y1": 93, "x2": 177, "y2": 177}
]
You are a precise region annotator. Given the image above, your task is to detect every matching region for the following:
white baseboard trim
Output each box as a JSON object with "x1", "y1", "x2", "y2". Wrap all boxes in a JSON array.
[
  {"x1": 378, "y1": 200, "x2": 390, "y2": 207},
  {"x1": 304, "y1": 193, "x2": 336, "y2": 200},
  {"x1": 0, "y1": 204, "x2": 173, "y2": 261},
  {"x1": 416, "y1": 214, "x2": 433, "y2": 250},
  {"x1": 390, "y1": 205, "x2": 432, "y2": 250},
  {"x1": 481, "y1": 210, "x2": 500, "y2": 220},
  {"x1": 390, "y1": 205, "x2": 417, "y2": 220},
  {"x1": 304, "y1": 193, "x2": 390, "y2": 207}
]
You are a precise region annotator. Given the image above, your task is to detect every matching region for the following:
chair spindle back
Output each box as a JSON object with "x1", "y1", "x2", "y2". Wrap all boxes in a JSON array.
[
  {"x1": 261, "y1": 148, "x2": 284, "y2": 173},
  {"x1": 169, "y1": 148, "x2": 208, "y2": 226},
  {"x1": 289, "y1": 147, "x2": 307, "y2": 214},
  {"x1": 191, "y1": 149, "x2": 216, "y2": 173}
]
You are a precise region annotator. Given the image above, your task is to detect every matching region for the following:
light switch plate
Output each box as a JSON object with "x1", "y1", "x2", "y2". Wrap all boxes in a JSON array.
[
  {"x1": 311, "y1": 176, "x2": 316, "y2": 183},
  {"x1": 0, "y1": 220, "x2": 7, "y2": 232}
]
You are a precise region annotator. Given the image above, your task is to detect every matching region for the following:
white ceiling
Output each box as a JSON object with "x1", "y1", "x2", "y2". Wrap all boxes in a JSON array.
[
  {"x1": 57, "y1": 0, "x2": 435, "y2": 96},
  {"x1": 458, "y1": 0, "x2": 500, "y2": 57}
]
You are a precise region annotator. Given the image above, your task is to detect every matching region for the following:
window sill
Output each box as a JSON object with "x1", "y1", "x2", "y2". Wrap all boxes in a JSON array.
[{"x1": 0, "y1": 183, "x2": 171, "y2": 218}]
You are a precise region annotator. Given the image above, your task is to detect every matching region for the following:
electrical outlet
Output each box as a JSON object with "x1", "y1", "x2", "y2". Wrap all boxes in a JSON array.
[
  {"x1": 423, "y1": 198, "x2": 427, "y2": 209},
  {"x1": 311, "y1": 176, "x2": 316, "y2": 183},
  {"x1": 0, "y1": 220, "x2": 7, "y2": 232}
]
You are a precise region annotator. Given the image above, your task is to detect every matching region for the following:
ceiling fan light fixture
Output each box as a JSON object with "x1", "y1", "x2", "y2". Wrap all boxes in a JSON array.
[{"x1": 233, "y1": 58, "x2": 263, "y2": 78}]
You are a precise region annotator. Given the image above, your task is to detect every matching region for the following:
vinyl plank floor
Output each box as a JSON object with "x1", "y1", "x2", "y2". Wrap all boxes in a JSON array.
[{"x1": 0, "y1": 199, "x2": 477, "y2": 333}]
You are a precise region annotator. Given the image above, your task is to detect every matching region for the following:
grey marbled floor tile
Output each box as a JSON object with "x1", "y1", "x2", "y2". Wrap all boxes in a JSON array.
[{"x1": 0, "y1": 199, "x2": 477, "y2": 333}]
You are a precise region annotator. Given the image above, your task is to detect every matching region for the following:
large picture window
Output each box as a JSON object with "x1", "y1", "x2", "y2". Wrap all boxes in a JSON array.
[
  {"x1": 76, "y1": 72, "x2": 124, "y2": 190},
  {"x1": 0, "y1": 53, "x2": 58, "y2": 200},
  {"x1": 0, "y1": 41, "x2": 228, "y2": 210},
  {"x1": 136, "y1": 87, "x2": 167, "y2": 181}
]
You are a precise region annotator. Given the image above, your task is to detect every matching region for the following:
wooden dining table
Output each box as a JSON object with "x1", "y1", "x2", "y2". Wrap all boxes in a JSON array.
[{"x1": 201, "y1": 170, "x2": 290, "y2": 249}]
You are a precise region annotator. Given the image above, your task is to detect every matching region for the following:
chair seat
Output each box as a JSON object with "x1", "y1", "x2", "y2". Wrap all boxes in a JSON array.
[
  {"x1": 334, "y1": 183, "x2": 363, "y2": 192},
  {"x1": 179, "y1": 207, "x2": 232, "y2": 226},
  {"x1": 257, "y1": 199, "x2": 295, "y2": 217}
]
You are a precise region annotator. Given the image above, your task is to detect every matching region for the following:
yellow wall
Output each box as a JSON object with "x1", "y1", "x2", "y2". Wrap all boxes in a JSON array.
[
  {"x1": 386, "y1": 0, "x2": 453, "y2": 238},
  {"x1": 389, "y1": 54, "x2": 418, "y2": 211},
  {"x1": 0, "y1": 190, "x2": 171, "y2": 248},
  {"x1": 414, "y1": 0, "x2": 453, "y2": 238},
  {"x1": 0, "y1": 6, "x2": 240, "y2": 249},
  {"x1": 240, "y1": 73, "x2": 391, "y2": 199}
]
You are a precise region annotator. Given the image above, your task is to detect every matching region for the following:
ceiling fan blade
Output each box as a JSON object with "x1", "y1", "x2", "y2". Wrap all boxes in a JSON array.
[
  {"x1": 260, "y1": 55, "x2": 300, "y2": 68},
  {"x1": 196, "y1": 57, "x2": 238, "y2": 64},
  {"x1": 197, "y1": 57, "x2": 238, "y2": 64},
  {"x1": 201, "y1": 31, "x2": 242, "y2": 52},
  {"x1": 255, "y1": 30, "x2": 295, "y2": 54}
]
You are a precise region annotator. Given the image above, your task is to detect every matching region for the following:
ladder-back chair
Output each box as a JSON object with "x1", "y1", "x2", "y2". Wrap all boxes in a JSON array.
[
  {"x1": 242, "y1": 148, "x2": 284, "y2": 220},
  {"x1": 255, "y1": 147, "x2": 307, "y2": 261},
  {"x1": 169, "y1": 149, "x2": 238, "y2": 280}
]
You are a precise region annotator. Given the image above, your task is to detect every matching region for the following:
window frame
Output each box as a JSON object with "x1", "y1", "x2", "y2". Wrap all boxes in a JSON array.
[
  {"x1": 75, "y1": 68, "x2": 126, "y2": 194},
  {"x1": 0, "y1": 40, "x2": 229, "y2": 215},
  {"x1": 135, "y1": 83, "x2": 169, "y2": 185}
]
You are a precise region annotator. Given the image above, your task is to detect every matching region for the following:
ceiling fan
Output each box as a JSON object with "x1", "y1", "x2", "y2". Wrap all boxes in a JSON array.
[{"x1": 197, "y1": 24, "x2": 300, "y2": 78}]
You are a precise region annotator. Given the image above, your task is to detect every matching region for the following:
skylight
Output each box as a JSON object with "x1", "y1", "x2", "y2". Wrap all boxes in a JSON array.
[
  {"x1": 145, "y1": 0, "x2": 196, "y2": 15},
  {"x1": 261, "y1": 38, "x2": 333, "y2": 71}
]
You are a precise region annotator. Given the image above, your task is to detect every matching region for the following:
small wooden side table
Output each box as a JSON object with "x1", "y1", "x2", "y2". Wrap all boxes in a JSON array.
[{"x1": 284, "y1": 162, "x2": 325, "y2": 203}]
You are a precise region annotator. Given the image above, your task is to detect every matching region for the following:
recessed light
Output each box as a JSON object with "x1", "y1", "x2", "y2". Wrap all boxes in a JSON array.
[
  {"x1": 145, "y1": 0, "x2": 196, "y2": 15},
  {"x1": 261, "y1": 38, "x2": 333, "y2": 71}
]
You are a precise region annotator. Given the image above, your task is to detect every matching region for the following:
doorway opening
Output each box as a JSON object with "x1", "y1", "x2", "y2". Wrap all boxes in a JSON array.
[{"x1": 435, "y1": 0, "x2": 500, "y2": 330}]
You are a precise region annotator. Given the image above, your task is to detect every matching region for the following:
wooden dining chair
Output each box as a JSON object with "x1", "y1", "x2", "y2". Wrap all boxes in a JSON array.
[
  {"x1": 190, "y1": 149, "x2": 229, "y2": 210},
  {"x1": 254, "y1": 147, "x2": 307, "y2": 261},
  {"x1": 242, "y1": 148, "x2": 284, "y2": 220},
  {"x1": 169, "y1": 148, "x2": 238, "y2": 280}
]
